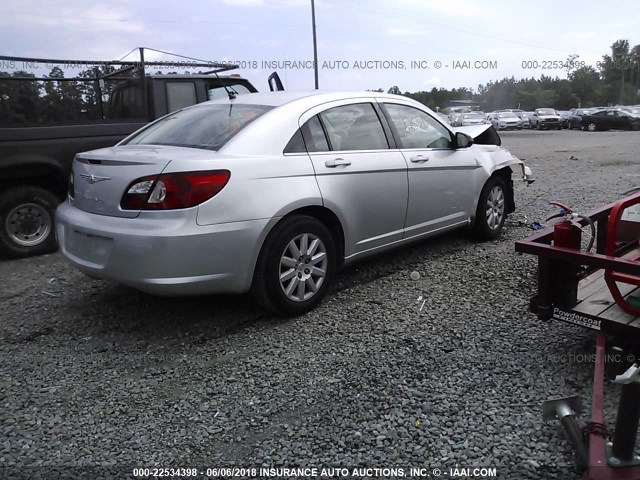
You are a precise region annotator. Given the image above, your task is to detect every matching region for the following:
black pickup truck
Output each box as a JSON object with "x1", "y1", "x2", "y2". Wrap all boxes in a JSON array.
[{"x1": 0, "y1": 52, "x2": 279, "y2": 258}]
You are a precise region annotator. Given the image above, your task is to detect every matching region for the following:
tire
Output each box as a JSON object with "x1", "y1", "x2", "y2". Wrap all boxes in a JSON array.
[
  {"x1": 568, "y1": 122, "x2": 573, "y2": 130},
  {"x1": 536, "y1": 122, "x2": 541, "y2": 130},
  {"x1": 0, "y1": 186, "x2": 60, "y2": 259},
  {"x1": 632, "y1": 123, "x2": 640, "y2": 131},
  {"x1": 472, "y1": 176, "x2": 507, "y2": 241},
  {"x1": 557, "y1": 126, "x2": 562, "y2": 130},
  {"x1": 587, "y1": 122, "x2": 597, "y2": 132},
  {"x1": 252, "y1": 215, "x2": 336, "y2": 316}
]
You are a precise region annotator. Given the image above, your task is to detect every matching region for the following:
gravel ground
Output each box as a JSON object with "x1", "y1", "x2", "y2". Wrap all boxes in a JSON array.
[{"x1": 1, "y1": 129, "x2": 640, "y2": 480}]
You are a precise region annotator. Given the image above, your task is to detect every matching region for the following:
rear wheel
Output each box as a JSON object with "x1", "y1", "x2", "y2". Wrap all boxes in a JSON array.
[
  {"x1": 473, "y1": 176, "x2": 507, "y2": 241},
  {"x1": 0, "y1": 186, "x2": 60, "y2": 259},
  {"x1": 252, "y1": 215, "x2": 335, "y2": 316}
]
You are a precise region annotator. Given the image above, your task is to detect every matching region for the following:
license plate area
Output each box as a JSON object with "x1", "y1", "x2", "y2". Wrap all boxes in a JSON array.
[{"x1": 66, "y1": 229, "x2": 113, "y2": 267}]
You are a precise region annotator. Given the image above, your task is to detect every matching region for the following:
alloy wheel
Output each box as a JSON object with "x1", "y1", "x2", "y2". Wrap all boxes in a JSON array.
[
  {"x1": 279, "y1": 233, "x2": 328, "y2": 302},
  {"x1": 485, "y1": 186, "x2": 505, "y2": 230}
]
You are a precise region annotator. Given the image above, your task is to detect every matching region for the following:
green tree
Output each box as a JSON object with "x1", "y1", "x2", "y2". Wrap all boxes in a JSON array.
[
  {"x1": 569, "y1": 66, "x2": 602, "y2": 106},
  {"x1": 600, "y1": 39, "x2": 633, "y2": 104}
]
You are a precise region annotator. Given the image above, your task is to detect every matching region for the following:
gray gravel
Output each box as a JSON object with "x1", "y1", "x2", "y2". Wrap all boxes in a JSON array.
[{"x1": 2, "y1": 129, "x2": 640, "y2": 479}]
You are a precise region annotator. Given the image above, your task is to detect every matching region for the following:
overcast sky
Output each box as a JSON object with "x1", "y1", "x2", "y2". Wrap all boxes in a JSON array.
[{"x1": 1, "y1": 0, "x2": 638, "y2": 92}]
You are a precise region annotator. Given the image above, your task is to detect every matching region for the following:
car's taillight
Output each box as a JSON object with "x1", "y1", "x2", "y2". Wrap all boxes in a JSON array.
[{"x1": 120, "y1": 170, "x2": 230, "y2": 210}]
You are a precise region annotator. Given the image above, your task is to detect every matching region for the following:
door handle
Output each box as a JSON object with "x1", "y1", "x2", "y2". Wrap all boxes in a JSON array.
[
  {"x1": 325, "y1": 158, "x2": 352, "y2": 168},
  {"x1": 410, "y1": 155, "x2": 429, "y2": 163}
]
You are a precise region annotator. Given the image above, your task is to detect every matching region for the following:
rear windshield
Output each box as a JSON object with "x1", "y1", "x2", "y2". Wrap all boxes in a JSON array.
[{"x1": 124, "y1": 103, "x2": 273, "y2": 151}]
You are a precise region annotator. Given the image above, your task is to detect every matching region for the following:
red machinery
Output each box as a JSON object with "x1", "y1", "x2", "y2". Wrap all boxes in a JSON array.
[{"x1": 516, "y1": 191, "x2": 640, "y2": 480}]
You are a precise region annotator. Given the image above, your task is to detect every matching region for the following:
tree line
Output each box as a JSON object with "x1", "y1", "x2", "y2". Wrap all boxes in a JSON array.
[{"x1": 379, "y1": 39, "x2": 640, "y2": 112}]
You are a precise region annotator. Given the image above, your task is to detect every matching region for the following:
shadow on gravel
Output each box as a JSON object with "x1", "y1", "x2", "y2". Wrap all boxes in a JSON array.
[{"x1": 51, "y1": 228, "x2": 475, "y2": 347}]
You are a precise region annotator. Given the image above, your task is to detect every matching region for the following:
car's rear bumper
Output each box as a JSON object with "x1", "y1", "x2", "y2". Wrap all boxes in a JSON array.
[{"x1": 55, "y1": 201, "x2": 270, "y2": 295}]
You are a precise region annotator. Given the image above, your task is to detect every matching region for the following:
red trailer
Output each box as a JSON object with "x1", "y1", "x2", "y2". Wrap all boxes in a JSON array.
[{"x1": 516, "y1": 191, "x2": 640, "y2": 479}]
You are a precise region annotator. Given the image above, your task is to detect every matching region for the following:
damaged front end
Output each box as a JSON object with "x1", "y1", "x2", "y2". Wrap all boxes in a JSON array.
[{"x1": 455, "y1": 124, "x2": 535, "y2": 185}]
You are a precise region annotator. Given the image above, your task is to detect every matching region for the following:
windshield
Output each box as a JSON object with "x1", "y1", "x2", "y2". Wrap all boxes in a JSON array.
[
  {"x1": 124, "y1": 103, "x2": 273, "y2": 151},
  {"x1": 463, "y1": 114, "x2": 482, "y2": 119},
  {"x1": 498, "y1": 112, "x2": 518, "y2": 118},
  {"x1": 537, "y1": 108, "x2": 556, "y2": 115}
]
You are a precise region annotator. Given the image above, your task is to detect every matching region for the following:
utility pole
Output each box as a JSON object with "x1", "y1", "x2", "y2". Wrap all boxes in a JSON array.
[{"x1": 311, "y1": 0, "x2": 319, "y2": 89}]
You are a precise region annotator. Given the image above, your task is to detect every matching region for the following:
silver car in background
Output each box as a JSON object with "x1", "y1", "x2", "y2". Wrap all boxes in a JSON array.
[
  {"x1": 487, "y1": 112, "x2": 522, "y2": 130},
  {"x1": 56, "y1": 91, "x2": 533, "y2": 315},
  {"x1": 455, "y1": 112, "x2": 488, "y2": 127}
]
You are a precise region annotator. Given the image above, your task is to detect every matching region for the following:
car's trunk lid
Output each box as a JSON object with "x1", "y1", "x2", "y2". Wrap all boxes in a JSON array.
[{"x1": 71, "y1": 145, "x2": 216, "y2": 218}]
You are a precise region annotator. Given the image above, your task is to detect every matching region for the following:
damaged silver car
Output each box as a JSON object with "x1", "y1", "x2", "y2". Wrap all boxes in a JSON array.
[{"x1": 56, "y1": 91, "x2": 534, "y2": 315}]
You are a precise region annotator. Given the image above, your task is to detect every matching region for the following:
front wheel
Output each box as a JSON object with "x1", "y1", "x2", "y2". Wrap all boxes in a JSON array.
[
  {"x1": 473, "y1": 176, "x2": 507, "y2": 241},
  {"x1": 252, "y1": 215, "x2": 335, "y2": 316},
  {"x1": 0, "y1": 186, "x2": 60, "y2": 259},
  {"x1": 587, "y1": 122, "x2": 597, "y2": 132}
]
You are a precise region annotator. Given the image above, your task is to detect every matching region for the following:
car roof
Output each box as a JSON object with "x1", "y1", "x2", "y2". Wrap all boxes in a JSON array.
[{"x1": 203, "y1": 90, "x2": 409, "y2": 109}]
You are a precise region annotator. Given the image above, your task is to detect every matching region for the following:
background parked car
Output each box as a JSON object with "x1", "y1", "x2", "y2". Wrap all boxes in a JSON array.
[
  {"x1": 55, "y1": 91, "x2": 532, "y2": 315},
  {"x1": 621, "y1": 106, "x2": 640, "y2": 116},
  {"x1": 487, "y1": 112, "x2": 522, "y2": 130},
  {"x1": 451, "y1": 112, "x2": 487, "y2": 127},
  {"x1": 580, "y1": 108, "x2": 640, "y2": 132},
  {"x1": 529, "y1": 108, "x2": 562, "y2": 130},
  {"x1": 515, "y1": 110, "x2": 530, "y2": 128},
  {"x1": 567, "y1": 108, "x2": 600, "y2": 130},
  {"x1": 436, "y1": 112, "x2": 451, "y2": 125},
  {"x1": 448, "y1": 112, "x2": 462, "y2": 125},
  {"x1": 557, "y1": 111, "x2": 571, "y2": 129}
]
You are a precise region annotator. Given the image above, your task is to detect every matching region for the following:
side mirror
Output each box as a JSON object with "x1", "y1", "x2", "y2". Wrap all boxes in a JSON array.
[{"x1": 455, "y1": 132, "x2": 473, "y2": 149}]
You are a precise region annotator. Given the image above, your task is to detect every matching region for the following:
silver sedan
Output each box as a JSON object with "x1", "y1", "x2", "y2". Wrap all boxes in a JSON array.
[{"x1": 56, "y1": 91, "x2": 533, "y2": 315}]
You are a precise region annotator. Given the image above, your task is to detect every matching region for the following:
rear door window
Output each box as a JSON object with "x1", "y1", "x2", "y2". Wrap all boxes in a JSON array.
[{"x1": 319, "y1": 103, "x2": 388, "y2": 151}]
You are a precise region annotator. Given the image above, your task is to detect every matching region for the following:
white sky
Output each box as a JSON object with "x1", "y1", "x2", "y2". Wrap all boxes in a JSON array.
[{"x1": 1, "y1": 0, "x2": 638, "y2": 92}]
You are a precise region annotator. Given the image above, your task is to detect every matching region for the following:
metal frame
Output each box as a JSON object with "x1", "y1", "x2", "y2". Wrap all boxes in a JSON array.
[
  {"x1": 516, "y1": 194, "x2": 640, "y2": 479},
  {"x1": 515, "y1": 195, "x2": 640, "y2": 337},
  {"x1": 0, "y1": 48, "x2": 240, "y2": 121}
]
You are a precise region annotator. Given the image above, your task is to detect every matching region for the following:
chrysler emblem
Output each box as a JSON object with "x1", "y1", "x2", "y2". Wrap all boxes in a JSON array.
[{"x1": 80, "y1": 174, "x2": 111, "y2": 184}]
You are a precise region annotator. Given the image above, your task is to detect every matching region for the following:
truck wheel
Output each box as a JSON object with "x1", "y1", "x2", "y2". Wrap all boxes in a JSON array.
[{"x1": 0, "y1": 186, "x2": 60, "y2": 259}]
